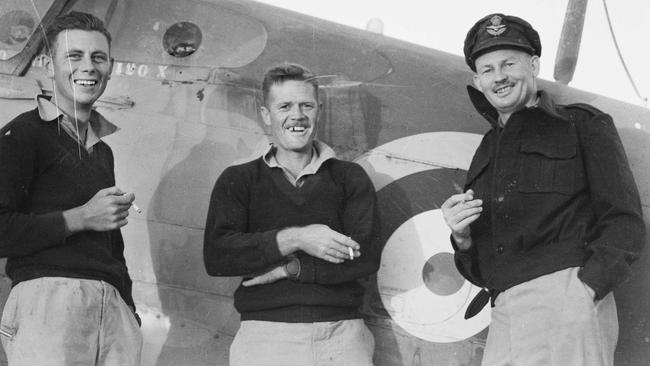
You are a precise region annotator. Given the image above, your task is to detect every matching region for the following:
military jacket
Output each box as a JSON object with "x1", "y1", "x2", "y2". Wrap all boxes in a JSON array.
[{"x1": 454, "y1": 87, "x2": 645, "y2": 300}]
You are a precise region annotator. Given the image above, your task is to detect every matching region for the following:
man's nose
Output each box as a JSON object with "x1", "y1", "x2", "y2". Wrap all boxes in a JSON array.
[
  {"x1": 493, "y1": 68, "x2": 507, "y2": 83},
  {"x1": 289, "y1": 105, "x2": 306, "y2": 119},
  {"x1": 79, "y1": 55, "x2": 95, "y2": 72}
]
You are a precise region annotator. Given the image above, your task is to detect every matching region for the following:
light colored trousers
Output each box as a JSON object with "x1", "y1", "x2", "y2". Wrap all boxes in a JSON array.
[
  {"x1": 0, "y1": 277, "x2": 142, "y2": 366},
  {"x1": 230, "y1": 319, "x2": 375, "y2": 366},
  {"x1": 482, "y1": 267, "x2": 618, "y2": 366}
]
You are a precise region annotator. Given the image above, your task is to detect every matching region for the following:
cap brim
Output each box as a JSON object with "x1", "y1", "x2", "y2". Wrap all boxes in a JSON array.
[{"x1": 471, "y1": 38, "x2": 535, "y2": 62}]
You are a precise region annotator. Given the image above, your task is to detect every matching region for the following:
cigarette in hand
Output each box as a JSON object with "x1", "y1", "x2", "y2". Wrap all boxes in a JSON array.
[
  {"x1": 348, "y1": 246, "x2": 354, "y2": 260},
  {"x1": 122, "y1": 192, "x2": 142, "y2": 213},
  {"x1": 131, "y1": 201, "x2": 142, "y2": 214}
]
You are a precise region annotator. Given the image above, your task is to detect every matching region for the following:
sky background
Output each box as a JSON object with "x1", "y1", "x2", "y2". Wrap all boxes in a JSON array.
[{"x1": 256, "y1": 0, "x2": 649, "y2": 108}]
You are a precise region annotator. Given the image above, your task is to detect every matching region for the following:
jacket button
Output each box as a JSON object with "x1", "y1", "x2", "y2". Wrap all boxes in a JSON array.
[
  {"x1": 496, "y1": 246, "x2": 504, "y2": 254},
  {"x1": 496, "y1": 195, "x2": 504, "y2": 203}
]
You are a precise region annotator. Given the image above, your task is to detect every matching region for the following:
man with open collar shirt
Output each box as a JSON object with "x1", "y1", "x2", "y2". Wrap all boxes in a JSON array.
[
  {"x1": 0, "y1": 12, "x2": 141, "y2": 366},
  {"x1": 204, "y1": 63, "x2": 379, "y2": 366},
  {"x1": 442, "y1": 13, "x2": 644, "y2": 366}
]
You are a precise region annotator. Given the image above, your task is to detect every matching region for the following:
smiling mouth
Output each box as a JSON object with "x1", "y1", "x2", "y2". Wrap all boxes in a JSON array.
[
  {"x1": 287, "y1": 126, "x2": 306, "y2": 132},
  {"x1": 494, "y1": 84, "x2": 512, "y2": 96},
  {"x1": 74, "y1": 79, "x2": 97, "y2": 86}
]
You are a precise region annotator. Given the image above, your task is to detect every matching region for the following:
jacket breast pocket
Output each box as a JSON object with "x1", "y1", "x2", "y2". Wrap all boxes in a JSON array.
[{"x1": 518, "y1": 138, "x2": 579, "y2": 195}]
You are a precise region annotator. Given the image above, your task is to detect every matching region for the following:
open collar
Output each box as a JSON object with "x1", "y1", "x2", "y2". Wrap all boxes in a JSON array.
[
  {"x1": 263, "y1": 140, "x2": 336, "y2": 187},
  {"x1": 467, "y1": 86, "x2": 567, "y2": 129},
  {"x1": 36, "y1": 94, "x2": 118, "y2": 150}
]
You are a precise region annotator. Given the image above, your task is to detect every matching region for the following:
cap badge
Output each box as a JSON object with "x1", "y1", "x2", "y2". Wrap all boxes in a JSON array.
[{"x1": 486, "y1": 15, "x2": 506, "y2": 36}]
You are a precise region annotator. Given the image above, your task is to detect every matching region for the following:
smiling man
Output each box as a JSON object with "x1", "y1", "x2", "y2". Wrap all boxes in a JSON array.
[
  {"x1": 204, "y1": 63, "x2": 379, "y2": 366},
  {"x1": 0, "y1": 12, "x2": 141, "y2": 365},
  {"x1": 441, "y1": 14, "x2": 644, "y2": 366}
]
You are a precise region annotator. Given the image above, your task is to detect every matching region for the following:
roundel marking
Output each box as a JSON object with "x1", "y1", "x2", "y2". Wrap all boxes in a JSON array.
[
  {"x1": 355, "y1": 131, "x2": 490, "y2": 343},
  {"x1": 423, "y1": 252, "x2": 464, "y2": 296}
]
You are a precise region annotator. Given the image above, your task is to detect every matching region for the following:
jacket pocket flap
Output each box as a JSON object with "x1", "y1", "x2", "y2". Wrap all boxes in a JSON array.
[{"x1": 520, "y1": 138, "x2": 577, "y2": 159}]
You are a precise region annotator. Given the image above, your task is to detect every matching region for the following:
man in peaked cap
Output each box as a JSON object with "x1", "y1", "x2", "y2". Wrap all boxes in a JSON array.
[{"x1": 442, "y1": 13, "x2": 644, "y2": 366}]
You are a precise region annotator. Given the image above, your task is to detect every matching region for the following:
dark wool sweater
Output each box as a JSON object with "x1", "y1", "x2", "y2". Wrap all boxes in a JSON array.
[
  {"x1": 0, "y1": 109, "x2": 134, "y2": 307},
  {"x1": 204, "y1": 157, "x2": 379, "y2": 322}
]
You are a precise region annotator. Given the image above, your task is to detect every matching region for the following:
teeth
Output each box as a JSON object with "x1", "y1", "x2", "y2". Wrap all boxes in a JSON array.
[
  {"x1": 495, "y1": 85, "x2": 511, "y2": 95},
  {"x1": 288, "y1": 126, "x2": 306, "y2": 132},
  {"x1": 75, "y1": 80, "x2": 97, "y2": 86}
]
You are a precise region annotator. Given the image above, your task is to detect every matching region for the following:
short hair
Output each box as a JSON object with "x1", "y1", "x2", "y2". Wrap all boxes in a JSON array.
[
  {"x1": 45, "y1": 11, "x2": 111, "y2": 56},
  {"x1": 261, "y1": 63, "x2": 318, "y2": 106}
]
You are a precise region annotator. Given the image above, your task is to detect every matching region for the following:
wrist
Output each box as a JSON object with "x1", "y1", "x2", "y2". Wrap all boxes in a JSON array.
[
  {"x1": 452, "y1": 233, "x2": 473, "y2": 251},
  {"x1": 62, "y1": 207, "x2": 85, "y2": 235},
  {"x1": 284, "y1": 255, "x2": 301, "y2": 281},
  {"x1": 277, "y1": 227, "x2": 300, "y2": 255}
]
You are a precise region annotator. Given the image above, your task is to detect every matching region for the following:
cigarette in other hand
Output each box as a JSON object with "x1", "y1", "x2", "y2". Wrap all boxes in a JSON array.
[
  {"x1": 348, "y1": 246, "x2": 354, "y2": 260},
  {"x1": 131, "y1": 201, "x2": 142, "y2": 214},
  {"x1": 122, "y1": 192, "x2": 142, "y2": 214}
]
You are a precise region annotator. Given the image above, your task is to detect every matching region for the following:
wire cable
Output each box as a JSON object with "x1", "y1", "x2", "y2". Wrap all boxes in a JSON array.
[
  {"x1": 602, "y1": 0, "x2": 647, "y2": 105},
  {"x1": 29, "y1": 1, "x2": 67, "y2": 140}
]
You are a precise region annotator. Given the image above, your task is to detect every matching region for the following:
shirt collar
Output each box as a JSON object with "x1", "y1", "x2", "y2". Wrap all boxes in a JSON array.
[
  {"x1": 262, "y1": 140, "x2": 336, "y2": 182},
  {"x1": 36, "y1": 95, "x2": 119, "y2": 149},
  {"x1": 466, "y1": 86, "x2": 567, "y2": 129}
]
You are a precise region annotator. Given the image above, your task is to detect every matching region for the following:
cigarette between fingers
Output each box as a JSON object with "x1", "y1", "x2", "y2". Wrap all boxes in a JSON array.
[
  {"x1": 348, "y1": 246, "x2": 354, "y2": 260},
  {"x1": 122, "y1": 193, "x2": 142, "y2": 214}
]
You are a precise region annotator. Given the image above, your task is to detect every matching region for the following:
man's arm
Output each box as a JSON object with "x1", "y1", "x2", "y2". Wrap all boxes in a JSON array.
[
  {"x1": 203, "y1": 166, "x2": 286, "y2": 277},
  {"x1": 291, "y1": 163, "x2": 380, "y2": 285},
  {"x1": 0, "y1": 131, "x2": 66, "y2": 256},
  {"x1": 576, "y1": 112, "x2": 645, "y2": 300},
  {"x1": 0, "y1": 123, "x2": 135, "y2": 258},
  {"x1": 442, "y1": 190, "x2": 485, "y2": 287},
  {"x1": 203, "y1": 164, "x2": 369, "y2": 279},
  {"x1": 62, "y1": 187, "x2": 134, "y2": 234}
]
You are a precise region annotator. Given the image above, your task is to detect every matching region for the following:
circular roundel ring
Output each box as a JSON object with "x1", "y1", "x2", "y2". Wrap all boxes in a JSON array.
[{"x1": 355, "y1": 131, "x2": 490, "y2": 343}]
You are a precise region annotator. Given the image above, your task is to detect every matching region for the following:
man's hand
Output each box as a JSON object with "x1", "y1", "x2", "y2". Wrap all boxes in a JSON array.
[
  {"x1": 277, "y1": 224, "x2": 360, "y2": 264},
  {"x1": 441, "y1": 189, "x2": 482, "y2": 250},
  {"x1": 241, "y1": 265, "x2": 288, "y2": 287},
  {"x1": 63, "y1": 186, "x2": 135, "y2": 234}
]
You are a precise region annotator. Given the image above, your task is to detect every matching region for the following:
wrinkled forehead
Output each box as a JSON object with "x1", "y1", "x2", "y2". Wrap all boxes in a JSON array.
[{"x1": 267, "y1": 79, "x2": 319, "y2": 104}]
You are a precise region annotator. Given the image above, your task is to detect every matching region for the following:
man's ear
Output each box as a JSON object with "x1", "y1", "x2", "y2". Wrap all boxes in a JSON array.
[
  {"x1": 108, "y1": 57, "x2": 114, "y2": 80},
  {"x1": 530, "y1": 55, "x2": 540, "y2": 78},
  {"x1": 43, "y1": 54, "x2": 54, "y2": 79},
  {"x1": 472, "y1": 73, "x2": 483, "y2": 92},
  {"x1": 260, "y1": 106, "x2": 271, "y2": 127}
]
